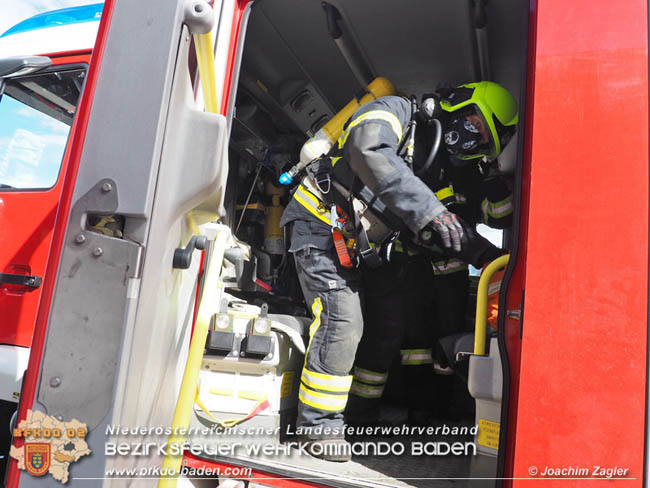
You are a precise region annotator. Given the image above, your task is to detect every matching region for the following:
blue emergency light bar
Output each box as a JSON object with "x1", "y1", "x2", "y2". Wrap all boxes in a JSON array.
[{"x1": 1, "y1": 3, "x2": 104, "y2": 38}]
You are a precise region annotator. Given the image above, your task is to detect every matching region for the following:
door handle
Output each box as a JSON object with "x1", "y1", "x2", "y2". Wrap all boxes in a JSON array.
[
  {"x1": 0, "y1": 272, "x2": 42, "y2": 289},
  {"x1": 172, "y1": 235, "x2": 207, "y2": 269}
]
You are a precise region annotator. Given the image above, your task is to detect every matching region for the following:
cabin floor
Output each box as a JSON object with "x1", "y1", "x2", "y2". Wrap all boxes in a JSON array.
[{"x1": 190, "y1": 404, "x2": 496, "y2": 488}]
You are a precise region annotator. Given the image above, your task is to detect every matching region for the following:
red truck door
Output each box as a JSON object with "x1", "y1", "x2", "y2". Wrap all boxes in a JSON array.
[
  {"x1": 501, "y1": 0, "x2": 649, "y2": 485},
  {"x1": 6, "y1": 0, "x2": 233, "y2": 484},
  {"x1": 0, "y1": 54, "x2": 90, "y2": 348}
]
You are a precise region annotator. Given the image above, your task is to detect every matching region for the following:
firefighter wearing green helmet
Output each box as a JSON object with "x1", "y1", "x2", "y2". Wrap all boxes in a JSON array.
[
  {"x1": 345, "y1": 80, "x2": 518, "y2": 428},
  {"x1": 280, "y1": 80, "x2": 516, "y2": 459},
  {"x1": 439, "y1": 81, "x2": 519, "y2": 161}
]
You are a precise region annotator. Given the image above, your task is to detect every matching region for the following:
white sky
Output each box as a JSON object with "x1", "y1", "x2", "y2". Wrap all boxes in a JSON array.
[{"x1": 0, "y1": 0, "x2": 97, "y2": 35}]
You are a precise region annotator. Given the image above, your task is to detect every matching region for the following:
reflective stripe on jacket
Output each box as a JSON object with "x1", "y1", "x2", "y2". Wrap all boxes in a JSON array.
[{"x1": 280, "y1": 96, "x2": 446, "y2": 237}]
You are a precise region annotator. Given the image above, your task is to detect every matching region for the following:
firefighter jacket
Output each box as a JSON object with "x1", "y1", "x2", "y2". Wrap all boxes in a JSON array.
[
  {"x1": 418, "y1": 155, "x2": 514, "y2": 274},
  {"x1": 423, "y1": 158, "x2": 513, "y2": 229},
  {"x1": 280, "y1": 96, "x2": 447, "y2": 252}
]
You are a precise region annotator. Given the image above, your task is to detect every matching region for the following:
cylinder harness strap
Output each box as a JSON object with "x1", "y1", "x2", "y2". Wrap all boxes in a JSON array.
[
  {"x1": 305, "y1": 159, "x2": 359, "y2": 268},
  {"x1": 293, "y1": 106, "x2": 409, "y2": 269}
]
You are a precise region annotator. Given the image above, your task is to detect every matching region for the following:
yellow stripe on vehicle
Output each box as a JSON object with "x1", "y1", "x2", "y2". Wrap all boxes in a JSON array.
[
  {"x1": 238, "y1": 390, "x2": 266, "y2": 401},
  {"x1": 209, "y1": 388, "x2": 234, "y2": 396}
]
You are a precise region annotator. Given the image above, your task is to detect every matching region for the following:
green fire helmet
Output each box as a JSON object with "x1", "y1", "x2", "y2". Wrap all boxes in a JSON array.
[{"x1": 439, "y1": 81, "x2": 518, "y2": 160}]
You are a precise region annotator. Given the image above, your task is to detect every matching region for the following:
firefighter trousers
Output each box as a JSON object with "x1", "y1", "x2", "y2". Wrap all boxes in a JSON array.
[
  {"x1": 344, "y1": 253, "x2": 408, "y2": 424},
  {"x1": 346, "y1": 255, "x2": 468, "y2": 422},
  {"x1": 292, "y1": 244, "x2": 364, "y2": 440},
  {"x1": 403, "y1": 267, "x2": 469, "y2": 417}
]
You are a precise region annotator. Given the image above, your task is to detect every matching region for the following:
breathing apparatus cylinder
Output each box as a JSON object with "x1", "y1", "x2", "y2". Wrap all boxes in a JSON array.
[
  {"x1": 279, "y1": 77, "x2": 396, "y2": 185},
  {"x1": 264, "y1": 182, "x2": 285, "y2": 254}
]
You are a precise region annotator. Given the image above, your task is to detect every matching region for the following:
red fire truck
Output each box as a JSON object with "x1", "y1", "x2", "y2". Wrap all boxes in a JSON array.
[{"x1": 0, "y1": 0, "x2": 647, "y2": 486}]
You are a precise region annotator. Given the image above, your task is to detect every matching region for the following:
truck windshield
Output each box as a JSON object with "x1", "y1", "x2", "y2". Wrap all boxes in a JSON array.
[{"x1": 0, "y1": 67, "x2": 85, "y2": 190}]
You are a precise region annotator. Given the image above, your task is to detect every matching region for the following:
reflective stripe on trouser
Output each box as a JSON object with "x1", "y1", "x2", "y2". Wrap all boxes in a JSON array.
[
  {"x1": 399, "y1": 256, "x2": 441, "y2": 413},
  {"x1": 401, "y1": 348, "x2": 433, "y2": 365},
  {"x1": 293, "y1": 245, "x2": 364, "y2": 439},
  {"x1": 349, "y1": 380, "x2": 385, "y2": 399},
  {"x1": 349, "y1": 366, "x2": 388, "y2": 399},
  {"x1": 301, "y1": 368, "x2": 353, "y2": 393},
  {"x1": 353, "y1": 366, "x2": 388, "y2": 385},
  {"x1": 299, "y1": 384, "x2": 349, "y2": 412}
]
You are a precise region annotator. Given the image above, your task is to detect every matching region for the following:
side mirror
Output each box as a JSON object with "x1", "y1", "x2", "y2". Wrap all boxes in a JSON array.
[{"x1": 0, "y1": 56, "x2": 52, "y2": 78}]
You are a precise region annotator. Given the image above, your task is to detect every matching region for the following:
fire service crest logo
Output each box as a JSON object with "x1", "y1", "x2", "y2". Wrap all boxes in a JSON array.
[
  {"x1": 10, "y1": 410, "x2": 91, "y2": 484},
  {"x1": 25, "y1": 443, "x2": 51, "y2": 476}
]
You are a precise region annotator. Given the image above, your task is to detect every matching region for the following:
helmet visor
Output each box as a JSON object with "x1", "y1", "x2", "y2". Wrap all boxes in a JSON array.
[{"x1": 443, "y1": 105, "x2": 494, "y2": 159}]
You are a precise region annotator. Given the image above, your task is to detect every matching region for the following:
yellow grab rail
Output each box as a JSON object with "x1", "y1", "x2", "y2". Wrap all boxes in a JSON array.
[
  {"x1": 194, "y1": 32, "x2": 219, "y2": 113},
  {"x1": 158, "y1": 26, "x2": 223, "y2": 487},
  {"x1": 158, "y1": 231, "x2": 228, "y2": 486},
  {"x1": 184, "y1": 31, "x2": 221, "y2": 235},
  {"x1": 473, "y1": 254, "x2": 510, "y2": 356}
]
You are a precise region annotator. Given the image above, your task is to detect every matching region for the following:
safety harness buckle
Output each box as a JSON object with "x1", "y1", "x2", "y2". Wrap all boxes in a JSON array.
[
  {"x1": 359, "y1": 247, "x2": 375, "y2": 259},
  {"x1": 315, "y1": 173, "x2": 331, "y2": 194},
  {"x1": 330, "y1": 204, "x2": 343, "y2": 231}
]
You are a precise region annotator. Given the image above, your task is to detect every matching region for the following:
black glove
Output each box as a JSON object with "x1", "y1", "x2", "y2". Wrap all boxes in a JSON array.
[
  {"x1": 457, "y1": 221, "x2": 507, "y2": 268},
  {"x1": 417, "y1": 214, "x2": 506, "y2": 268},
  {"x1": 430, "y1": 209, "x2": 464, "y2": 252}
]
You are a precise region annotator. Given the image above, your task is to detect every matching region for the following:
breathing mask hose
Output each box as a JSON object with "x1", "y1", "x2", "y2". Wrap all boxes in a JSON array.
[{"x1": 416, "y1": 118, "x2": 442, "y2": 176}]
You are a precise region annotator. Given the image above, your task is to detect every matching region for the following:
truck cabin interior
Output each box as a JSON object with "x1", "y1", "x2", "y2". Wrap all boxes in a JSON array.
[
  {"x1": 226, "y1": 0, "x2": 526, "y2": 288},
  {"x1": 205, "y1": 0, "x2": 529, "y2": 484},
  {"x1": 0, "y1": 0, "x2": 528, "y2": 485}
]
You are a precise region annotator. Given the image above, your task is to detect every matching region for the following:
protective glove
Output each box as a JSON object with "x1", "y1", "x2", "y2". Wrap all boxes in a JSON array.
[
  {"x1": 415, "y1": 214, "x2": 505, "y2": 268},
  {"x1": 430, "y1": 209, "x2": 464, "y2": 252}
]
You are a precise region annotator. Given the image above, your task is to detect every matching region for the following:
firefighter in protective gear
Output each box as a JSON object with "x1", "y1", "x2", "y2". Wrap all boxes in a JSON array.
[
  {"x1": 345, "y1": 81, "x2": 517, "y2": 426},
  {"x1": 403, "y1": 160, "x2": 514, "y2": 423},
  {"x1": 280, "y1": 95, "x2": 463, "y2": 460}
]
